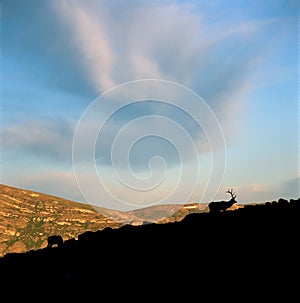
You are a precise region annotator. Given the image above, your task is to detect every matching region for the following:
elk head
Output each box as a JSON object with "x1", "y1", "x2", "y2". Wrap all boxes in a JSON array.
[{"x1": 226, "y1": 188, "x2": 237, "y2": 204}]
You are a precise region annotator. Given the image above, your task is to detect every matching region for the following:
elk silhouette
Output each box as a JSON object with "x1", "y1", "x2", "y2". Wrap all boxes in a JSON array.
[
  {"x1": 209, "y1": 189, "x2": 237, "y2": 213},
  {"x1": 47, "y1": 235, "x2": 63, "y2": 248}
]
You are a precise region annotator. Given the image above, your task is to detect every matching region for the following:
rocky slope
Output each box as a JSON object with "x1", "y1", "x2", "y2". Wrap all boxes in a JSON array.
[
  {"x1": 0, "y1": 184, "x2": 125, "y2": 256},
  {"x1": 0, "y1": 183, "x2": 212, "y2": 256}
]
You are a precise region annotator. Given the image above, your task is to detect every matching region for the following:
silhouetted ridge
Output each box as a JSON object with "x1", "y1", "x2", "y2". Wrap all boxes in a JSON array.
[{"x1": 0, "y1": 197, "x2": 298, "y2": 298}]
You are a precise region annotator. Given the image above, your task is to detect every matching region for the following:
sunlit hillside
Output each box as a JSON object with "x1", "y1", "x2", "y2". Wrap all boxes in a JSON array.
[{"x1": 0, "y1": 183, "x2": 211, "y2": 256}]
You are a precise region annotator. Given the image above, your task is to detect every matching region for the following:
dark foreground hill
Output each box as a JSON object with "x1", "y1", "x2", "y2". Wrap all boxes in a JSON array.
[{"x1": 0, "y1": 197, "x2": 299, "y2": 300}]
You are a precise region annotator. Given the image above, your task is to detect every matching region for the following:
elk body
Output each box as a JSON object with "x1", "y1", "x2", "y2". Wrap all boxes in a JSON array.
[
  {"x1": 47, "y1": 235, "x2": 63, "y2": 248},
  {"x1": 209, "y1": 189, "x2": 237, "y2": 213}
]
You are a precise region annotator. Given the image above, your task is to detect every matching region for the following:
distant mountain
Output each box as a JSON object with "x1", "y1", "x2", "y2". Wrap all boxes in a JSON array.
[
  {"x1": 0, "y1": 184, "x2": 212, "y2": 256},
  {"x1": 125, "y1": 202, "x2": 208, "y2": 224}
]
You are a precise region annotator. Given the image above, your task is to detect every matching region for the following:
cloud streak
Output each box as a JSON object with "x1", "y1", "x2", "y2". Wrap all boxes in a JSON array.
[
  {"x1": 56, "y1": 0, "x2": 116, "y2": 92},
  {"x1": 1, "y1": 119, "x2": 74, "y2": 161},
  {"x1": 52, "y1": 0, "x2": 276, "y2": 151},
  {"x1": 54, "y1": 0, "x2": 272, "y2": 98}
]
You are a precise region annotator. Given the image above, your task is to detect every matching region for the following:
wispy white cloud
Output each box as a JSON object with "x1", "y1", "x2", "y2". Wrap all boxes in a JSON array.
[
  {"x1": 54, "y1": 0, "x2": 272, "y2": 97},
  {"x1": 55, "y1": 0, "x2": 116, "y2": 92},
  {"x1": 52, "y1": 0, "x2": 277, "y2": 162},
  {"x1": 1, "y1": 119, "x2": 74, "y2": 161}
]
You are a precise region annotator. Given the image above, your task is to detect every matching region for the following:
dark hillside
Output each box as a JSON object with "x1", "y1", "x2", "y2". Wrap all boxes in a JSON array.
[{"x1": 0, "y1": 197, "x2": 298, "y2": 299}]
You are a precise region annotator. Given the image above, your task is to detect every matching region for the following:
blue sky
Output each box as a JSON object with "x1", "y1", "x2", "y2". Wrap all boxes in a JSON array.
[{"x1": 1, "y1": 0, "x2": 299, "y2": 211}]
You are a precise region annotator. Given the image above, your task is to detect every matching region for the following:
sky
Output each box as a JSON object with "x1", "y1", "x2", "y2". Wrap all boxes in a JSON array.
[{"x1": 0, "y1": 0, "x2": 299, "y2": 211}]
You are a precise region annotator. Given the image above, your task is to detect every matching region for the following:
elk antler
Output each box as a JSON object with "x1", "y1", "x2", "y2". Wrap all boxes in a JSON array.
[{"x1": 226, "y1": 188, "x2": 236, "y2": 200}]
